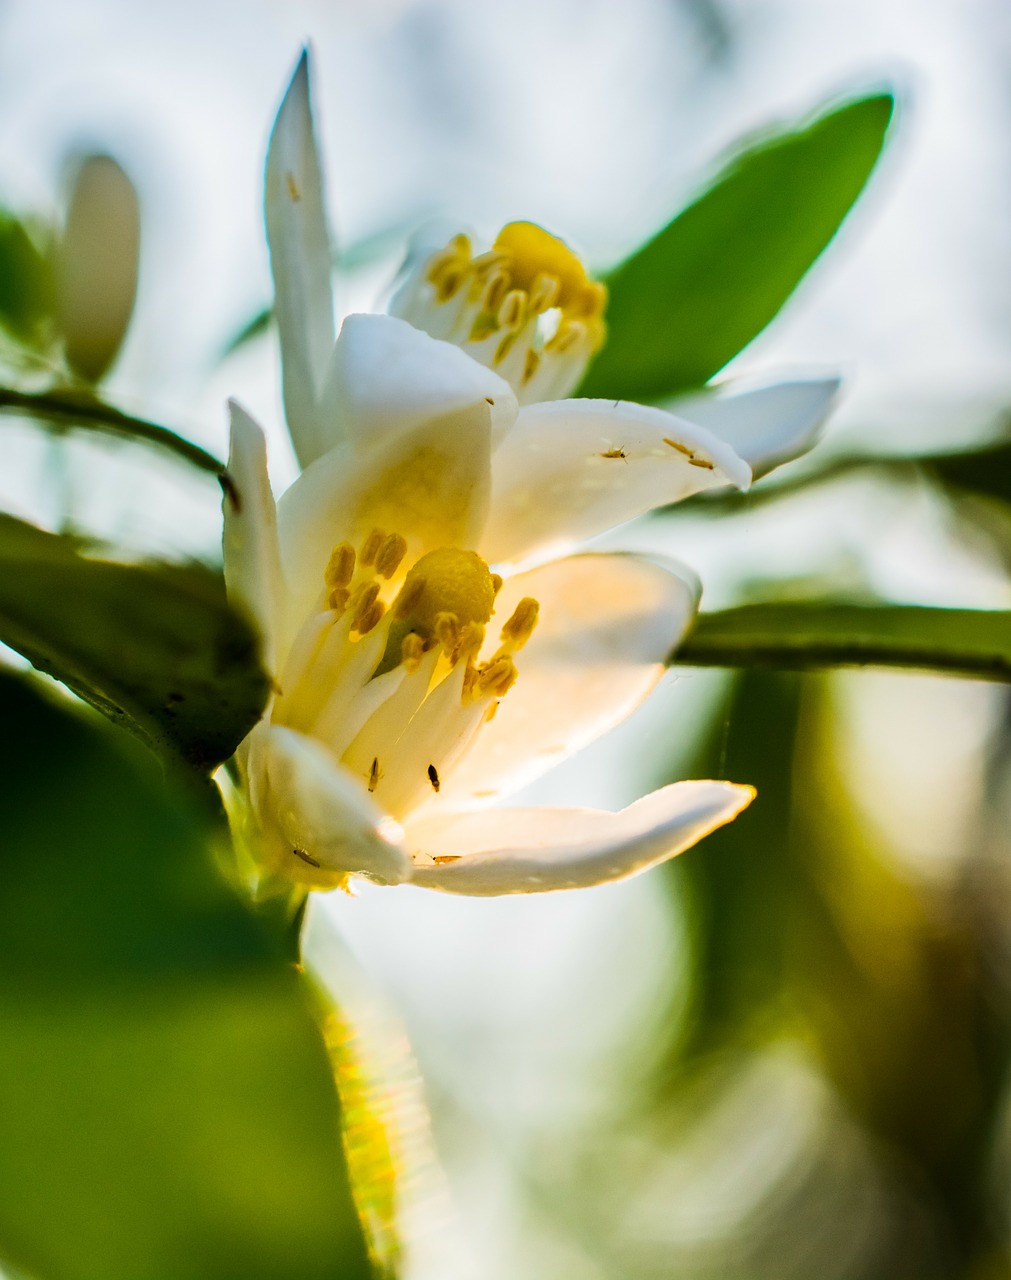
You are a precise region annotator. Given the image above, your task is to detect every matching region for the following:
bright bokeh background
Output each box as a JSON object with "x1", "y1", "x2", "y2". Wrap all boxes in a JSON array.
[{"x1": 3, "y1": 2, "x2": 1011, "y2": 1277}]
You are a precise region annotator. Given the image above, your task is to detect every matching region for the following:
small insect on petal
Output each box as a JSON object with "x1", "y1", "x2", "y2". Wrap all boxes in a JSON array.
[
  {"x1": 293, "y1": 846, "x2": 320, "y2": 868},
  {"x1": 427, "y1": 763, "x2": 441, "y2": 792}
]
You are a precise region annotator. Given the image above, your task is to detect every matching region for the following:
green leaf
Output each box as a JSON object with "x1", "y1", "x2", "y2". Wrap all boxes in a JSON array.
[
  {"x1": 0, "y1": 514, "x2": 269, "y2": 769},
  {"x1": 675, "y1": 601, "x2": 1011, "y2": 681},
  {"x1": 0, "y1": 210, "x2": 56, "y2": 347},
  {"x1": 579, "y1": 92, "x2": 895, "y2": 402},
  {"x1": 0, "y1": 671, "x2": 375, "y2": 1280},
  {"x1": 0, "y1": 385, "x2": 225, "y2": 476}
]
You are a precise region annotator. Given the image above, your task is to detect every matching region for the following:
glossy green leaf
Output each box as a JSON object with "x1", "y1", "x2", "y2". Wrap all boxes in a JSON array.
[
  {"x1": 0, "y1": 514, "x2": 268, "y2": 769},
  {"x1": 676, "y1": 601, "x2": 1011, "y2": 681},
  {"x1": 0, "y1": 671, "x2": 374, "y2": 1280},
  {"x1": 580, "y1": 92, "x2": 894, "y2": 401}
]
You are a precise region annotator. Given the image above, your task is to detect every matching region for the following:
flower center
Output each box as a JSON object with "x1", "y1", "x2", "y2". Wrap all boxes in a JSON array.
[
  {"x1": 274, "y1": 527, "x2": 539, "y2": 826},
  {"x1": 391, "y1": 221, "x2": 607, "y2": 404}
]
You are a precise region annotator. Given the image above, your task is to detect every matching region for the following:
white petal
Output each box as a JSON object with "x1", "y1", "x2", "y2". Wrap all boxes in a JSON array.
[
  {"x1": 320, "y1": 313, "x2": 517, "y2": 453},
  {"x1": 257, "y1": 724, "x2": 411, "y2": 886},
  {"x1": 276, "y1": 399, "x2": 493, "y2": 629},
  {"x1": 405, "y1": 780, "x2": 755, "y2": 895},
  {"x1": 430, "y1": 554, "x2": 699, "y2": 810},
  {"x1": 671, "y1": 375, "x2": 841, "y2": 479},
  {"x1": 265, "y1": 51, "x2": 336, "y2": 469},
  {"x1": 222, "y1": 401, "x2": 285, "y2": 673},
  {"x1": 481, "y1": 398, "x2": 751, "y2": 569}
]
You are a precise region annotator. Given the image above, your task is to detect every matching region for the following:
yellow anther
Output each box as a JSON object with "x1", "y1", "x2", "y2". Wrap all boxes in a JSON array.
[
  {"x1": 354, "y1": 600, "x2": 386, "y2": 635},
  {"x1": 401, "y1": 632, "x2": 426, "y2": 673},
  {"x1": 491, "y1": 573, "x2": 504, "y2": 596},
  {"x1": 436, "y1": 269, "x2": 464, "y2": 302},
  {"x1": 351, "y1": 581, "x2": 380, "y2": 621},
  {"x1": 498, "y1": 289, "x2": 527, "y2": 331},
  {"x1": 481, "y1": 268, "x2": 510, "y2": 315},
  {"x1": 325, "y1": 542, "x2": 356, "y2": 589},
  {"x1": 327, "y1": 586, "x2": 350, "y2": 614},
  {"x1": 434, "y1": 611, "x2": 461, "y2": 654},
  {"x1": 449, "y1": 233, "x2": 471, "y2": 257},
  {"x1": 501, "y1": 597, "x2": 539, "y2": 651},
  {"x1": 392, "y1": 574, "x2": 427, "y2": 619},
  {"x1": 470, "y1": 249, "x2": 507, "y2": 275},
  {"x1": 360, "y1": 528, "x2": 385, "y2": 567},
  {"x1": 478, "y1": 656, "x2": 518, "y2": 698},
  {"x1": 375, "y1": 532, "x2": 408, "y2": 579},
  {"x1": 547, "y1": 319, "x2": 586, "y2": 355},
  {"x1": 529, "y1": 272, "x2": 561, "y2": 313},
  {"x1": 522, "y1": 348, "x2": 540, "y2": 385}
]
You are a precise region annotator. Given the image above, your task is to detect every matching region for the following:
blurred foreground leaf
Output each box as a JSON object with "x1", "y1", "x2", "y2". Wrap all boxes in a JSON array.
[
  {"x1": 677, "y1": 602, "x2": 1011, "y2": 682},
  {"x1": 580, "y1": 92, "x2": 894, "y2": 401},
  {"x1": 0, "y1": 210, "x2": 55, "y2": 348},
  {"x1": 0, "y1": 672, "x2": 374, "y2": 1280},
  {"x1": 0, "y1": 384, "x2": 224, "y2": 475},
  {"x1": 0, "y1": 514, "x2": 268, "y2": 769}
]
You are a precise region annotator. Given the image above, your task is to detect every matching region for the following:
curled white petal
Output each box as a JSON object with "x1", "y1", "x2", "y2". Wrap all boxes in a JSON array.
[
  {"x1": 257, "y1": 725, "x2": 411, "y2": 885},
  {"x1": 671, "y1": 375, "x2": 841, "y2": 479},
  {"x1": 222, "y1": 401, "x2": 285, "y2": 673},
  {"x1": 321, "y1": 313, "x2": 517, "y2": 453},
  {"x1": 481, "y1": 398, "x2": 751, "y2": 569},
  {"x1": 431, "y1": 553, "x2": 699, "y2": 810},
  {"x1": 405, "y1": 780, "x2": 755, "y2": 895},
  {"x1": 265, "y1": 50, "x2": 336, "y2": 468},
  {"x1": 276, "y1": 397, "x2": 493, "y2": 631}
]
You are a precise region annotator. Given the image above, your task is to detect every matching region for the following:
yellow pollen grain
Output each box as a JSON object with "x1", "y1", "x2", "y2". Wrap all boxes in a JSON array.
[
  {"x1": 522, "y1": 348, "x2": 540, "y2": 385},
  {"x1": 375, "y1": 532, "x2": 408, "y2": 579},
  {"x1": 325, "y1": 542, "x2": 356, "y2": 589},
  {"x1": 359, "y1": 528, "x2": 385, "y2": 567}
]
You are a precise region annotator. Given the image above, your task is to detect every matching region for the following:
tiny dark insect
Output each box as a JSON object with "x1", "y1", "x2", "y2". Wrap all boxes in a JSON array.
[
  {"x1": 292, "y1": 847, "x2": 320, "y2": 868},
  {"x1": 369, "y1": 757, "x2": 382, "y2": 792},
  {"x1": 427, "y1": 763, "x2": 441, "y2": 792},
  {"x1": 599, "y1": 447, "x2": 627, "y2": 461}
]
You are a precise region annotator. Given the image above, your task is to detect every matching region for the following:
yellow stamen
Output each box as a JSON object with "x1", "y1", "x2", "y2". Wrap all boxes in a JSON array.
[
  {"x1": 325, "y1": 542, "x2": 356, "y2": 589},
  {"x1": 401, "y1": 632, "x2": 426, "y2": 673},
  {"x1": 500, "y1": 597, "x2": 539, "y2": 650},
  {"x1": 375, "y1": 532, "x2": 408, "y2": 579},
  {"x1": 360, "y1": 529, "x2": 385, "y2": 567}
]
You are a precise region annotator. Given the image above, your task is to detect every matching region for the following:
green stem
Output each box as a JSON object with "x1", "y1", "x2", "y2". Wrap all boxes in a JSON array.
[{"x1": 0, "y1": 385, "x2": 225, "y2": 476}]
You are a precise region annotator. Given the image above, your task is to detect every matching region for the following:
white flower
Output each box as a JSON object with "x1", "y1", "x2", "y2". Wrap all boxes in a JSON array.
[{"x1": 221, "y1": 54, "x2": 840, "y2": 899}]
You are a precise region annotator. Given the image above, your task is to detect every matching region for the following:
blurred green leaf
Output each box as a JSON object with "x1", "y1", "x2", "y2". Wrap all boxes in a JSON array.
[
  {"x1": 0, "y1": 514, "x2": 268, "y2": 769},
  {"x1": 580, "y1": 92, "x2": 894, "y2": 401},
  {"x1": 0, "y1": 671, "x2": 374, "y2": 1280},
  {"x1": 0, "y1": 385, "x2": 225, "y2": 475},
  {"x1": 677, "y1": 601, "x2": 1011, "y2": 681},
  {"x1": 0, "y1": 210, "x2": 56, "y2": 348}
]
